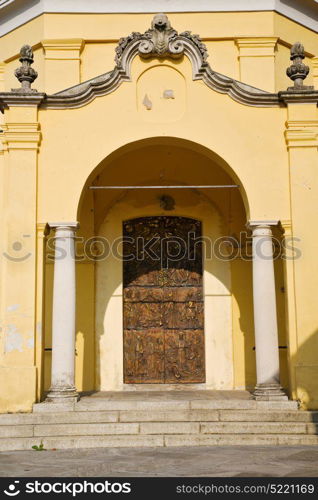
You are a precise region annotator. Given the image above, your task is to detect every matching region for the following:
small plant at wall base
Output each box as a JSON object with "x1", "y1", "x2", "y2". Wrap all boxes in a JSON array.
[{"x1": 32, "y1": 440, "x2": 46, "y2": 451}]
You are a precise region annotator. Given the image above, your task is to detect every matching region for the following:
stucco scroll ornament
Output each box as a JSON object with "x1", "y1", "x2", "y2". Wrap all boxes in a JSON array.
[
  {"x1": 178, "y1": 31, "x2": 208, "y2": 63},
  {"x1": 138, "y1": 13, "x2": 182, "y2": 58},
  {"x1": 13, "y1": 44, "x2": 38, "y2": 93},
  {"x1": 115, "y1": 13, "x2": 208, "y2": 66},
  {"x1": 286, "y1": 42, "x2": 313, "y2": 91}
]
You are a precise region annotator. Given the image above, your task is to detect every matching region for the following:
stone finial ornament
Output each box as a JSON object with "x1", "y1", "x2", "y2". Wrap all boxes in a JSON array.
[
  {"x1": 115, "y1": 13, "x2": 208, "y2": 66},
  {"x1": 286, "y1": 42, "x2": 313, "y2": 91},
  {"x1": 13, "y1": 45, "x2": 38, "y2": 93}
]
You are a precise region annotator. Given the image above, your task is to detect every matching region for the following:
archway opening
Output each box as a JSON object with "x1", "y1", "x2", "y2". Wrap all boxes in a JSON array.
[{"x1": 76, "y1": 137, "x2": 254, "y2": 393}]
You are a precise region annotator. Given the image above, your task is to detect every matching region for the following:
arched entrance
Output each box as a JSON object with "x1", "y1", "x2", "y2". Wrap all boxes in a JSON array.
[{"x1": 77, "y1": 137, "x2": 252, "y2": 392}]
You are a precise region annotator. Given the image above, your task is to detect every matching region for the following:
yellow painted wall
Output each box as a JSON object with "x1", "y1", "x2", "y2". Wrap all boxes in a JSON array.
[{"x1": 0, "y1": 10, "x2": 317, "y2": 411}]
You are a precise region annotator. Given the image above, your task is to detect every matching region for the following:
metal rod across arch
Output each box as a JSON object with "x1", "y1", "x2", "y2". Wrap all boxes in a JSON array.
[{"x1": 89, "y1": 185, "x2": 240, "y2": 190}]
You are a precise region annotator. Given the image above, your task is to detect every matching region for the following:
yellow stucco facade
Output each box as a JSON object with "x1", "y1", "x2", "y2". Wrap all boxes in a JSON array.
[{"x1": 0, "y1": 6, "x2": 317, "y2": 413}]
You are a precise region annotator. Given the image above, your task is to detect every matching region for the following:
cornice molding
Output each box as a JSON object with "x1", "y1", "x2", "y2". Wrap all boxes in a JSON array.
[
  {"x1": 0, "y1": 93, "x2": 45, "y2": 111},
  {"x1": 278, "y1": 90, "x2": 318, "y2": 104}
]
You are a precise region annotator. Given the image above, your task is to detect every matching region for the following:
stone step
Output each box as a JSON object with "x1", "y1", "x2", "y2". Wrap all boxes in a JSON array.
[
  {"x1": 1, "y1": 397, "x2": 316, "y2": 451},
  {"x1": 33, "y1": 423, "x2": 140, "y2": 437},
  {"x1": 0, "y1": 425, "x2": 34, "y2": 438},
  {"x1": 33, "y1": 398, "x2": 298, "y2": 413},
  {"x1": 219, "y1": 410, "x2": 318, "y2": 422},
  {"x1": 138, "y1": 421, "x2": 308, "y2": 435},
  {"x1": 164, "y1": 434, "x2": 318, "y2": 447},
  {"x1": 200, "y1": 422, "x2": 307, "y2": 434},
  {"x1": 119, "y1": 409, "x2": 316, "y2": 423},
  {"x1": 0, "y1": 411, "x2": 118, "y2": 425},
  {"x1": 1, "y1": 432, "x2": 318, "y2": 451},
  {"x1": 1, "y1": 409, "x2": 315, "y2": 426},
  {"x1": 0, "y1": 420, "x2": 312, "y2": 441},
  {"x1": 0, "y1": 435, "x2": 164, "y2": 451}
]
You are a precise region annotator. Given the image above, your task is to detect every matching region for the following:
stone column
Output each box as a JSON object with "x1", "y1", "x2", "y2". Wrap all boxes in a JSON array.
[
  {"x1": 46, "y1": 222, "x2": 79, "y2": 402},
  {"x1": 248, "y1": 221, "x2": 287, "y2": 400}
]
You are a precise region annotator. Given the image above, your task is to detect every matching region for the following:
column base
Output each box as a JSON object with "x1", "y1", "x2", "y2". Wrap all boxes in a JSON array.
[
  {"x1": 253, "y1": 383, "x2": 288, "y2": 401},
  {"x1": 46, "y1": 386, "x2": 79, "y2": 403}
]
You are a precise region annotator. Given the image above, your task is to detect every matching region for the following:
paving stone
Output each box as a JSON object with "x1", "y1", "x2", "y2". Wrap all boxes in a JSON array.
[{"x1": 3, "y1": 445, "x2": 318, "y2": 476}]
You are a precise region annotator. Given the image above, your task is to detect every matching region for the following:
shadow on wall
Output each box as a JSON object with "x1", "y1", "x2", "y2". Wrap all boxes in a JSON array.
[{"x1": 291, "y1": 329, "x2": 318, "y2": 410}]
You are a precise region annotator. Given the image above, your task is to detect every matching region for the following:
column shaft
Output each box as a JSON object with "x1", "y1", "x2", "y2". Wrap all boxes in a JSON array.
[
  {"x1": 250, "y1": 222, "x2": 287, "y2": 400},
  {"x1": 46, "y1": 223, "x2": 78, "y2": 401}
]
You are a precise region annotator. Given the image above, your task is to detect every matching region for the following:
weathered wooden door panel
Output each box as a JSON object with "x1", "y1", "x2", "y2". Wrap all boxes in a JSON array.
[
  {"x1": 163, "y1": 302, "x2": 204, "y2": 330},
  {"x1": 123, "y1": 216, "x2": 205, "y2": 384},
  {"x1": 123, "y1": 302, "x2": 162, "y2": 329},
  {"x1": 124, "y1": 330, "x2": 164, "y2": 383},
  {"x1": 164, "y1": 330, "x2": 205, "y2": 383}
]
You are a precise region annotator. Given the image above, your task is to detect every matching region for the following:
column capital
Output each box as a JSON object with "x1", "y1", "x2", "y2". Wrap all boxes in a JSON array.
[
  {"x1": 246, "y1": 220, "x2": 280, "y2": 230},
  {"x1": 48, "y1": 222, "x2": 79, "y2": 231}
]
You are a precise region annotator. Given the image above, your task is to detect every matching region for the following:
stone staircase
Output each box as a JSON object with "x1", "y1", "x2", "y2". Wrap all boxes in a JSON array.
[{"x1": 1, "y1": 391, "x2": 318, "y2": 451}]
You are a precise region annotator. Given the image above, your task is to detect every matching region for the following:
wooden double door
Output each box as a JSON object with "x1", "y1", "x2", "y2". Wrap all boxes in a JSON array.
[{"x1": 123, "y1": 216, "x2": 205, "y2": 384}]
